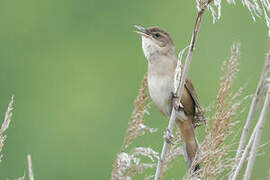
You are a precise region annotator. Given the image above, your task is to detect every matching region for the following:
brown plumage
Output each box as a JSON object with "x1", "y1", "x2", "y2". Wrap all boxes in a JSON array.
[{"x1": 134, "y1": 25, "x2": 203, "y2": 170}]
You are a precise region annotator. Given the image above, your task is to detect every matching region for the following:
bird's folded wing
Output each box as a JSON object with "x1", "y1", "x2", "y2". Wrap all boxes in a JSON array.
[
  {"x1": 185, "y1": 77, "x2": 205, "y2": 127},
  {"x1": 185, "y1": 77, "x2": 201, "y2": 112}
]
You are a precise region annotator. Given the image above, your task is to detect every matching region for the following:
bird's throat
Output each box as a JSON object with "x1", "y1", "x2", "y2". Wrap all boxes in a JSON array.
[{"x1": 142, "y1": 37, "x2": 162, "y2": 61}]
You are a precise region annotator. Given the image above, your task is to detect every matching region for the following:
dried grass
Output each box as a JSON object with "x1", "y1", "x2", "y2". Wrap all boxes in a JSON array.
[
  {"x1": 187, "y1": 43, "x2": 247, "y2": 180},
  {"x1": 111, "y1": 75, "x2": 158, "y2": 180},
  {"x1": 121, "y1": 75, "x2": 157, "y2": 152},
  {"x1": 196, "y1": 0, "x2": 270, "y2": 35},
  {"x1": 0, "y1": 96, "x2": 35, "y2": 180},
  {"x1": 0, "y1": 96, "x2": 14, "y2": 161}
]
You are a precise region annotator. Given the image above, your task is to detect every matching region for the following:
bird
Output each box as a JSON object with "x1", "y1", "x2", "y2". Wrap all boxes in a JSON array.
[{"x1": 134, "y1": 25, "x2": 203, "y2": 171}]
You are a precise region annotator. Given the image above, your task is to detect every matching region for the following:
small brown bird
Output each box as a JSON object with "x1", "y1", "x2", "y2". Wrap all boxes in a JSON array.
[{"x1": 134, "y1": 25, "x2": 203, "y2": 170}]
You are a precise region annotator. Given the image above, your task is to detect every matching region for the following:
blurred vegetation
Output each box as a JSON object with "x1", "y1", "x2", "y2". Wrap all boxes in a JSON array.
[{"x1": 0, "y1": 0, "x2": 269, "y2": 179}]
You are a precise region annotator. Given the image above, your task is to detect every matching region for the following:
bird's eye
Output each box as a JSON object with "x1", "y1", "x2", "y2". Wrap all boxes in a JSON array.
[{"x1": 154, "y1": 33, "x2": 160, "y2": 38}]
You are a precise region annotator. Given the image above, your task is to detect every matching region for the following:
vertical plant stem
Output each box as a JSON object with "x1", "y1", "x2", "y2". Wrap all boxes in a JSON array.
[
  {"x1": 154, "y1": 5, "x2": 208, "y2": 180},
  {"x1": 27, "y1": 154, "x2": 34, "y2": 180},
  {"x1": 230, "y1": 123, "x2": 256, "y2": 180},
  {"x1": 235, "y1": 52, "x2": 270, "y2": 162},
  {"x1": 243, "y1": 87, "x2": 270, "y2": 180},
  {"x1": 230, "y1": 51, "x2": 270, "y2": 179},
  {"x1": 231, "y1": 86, "x2": 270, "y2": 180}
]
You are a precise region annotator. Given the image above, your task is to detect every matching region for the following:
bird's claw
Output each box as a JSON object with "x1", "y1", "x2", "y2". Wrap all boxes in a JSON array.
[
  {"x1": 172, "y1": 93, "x2": 184, "y2": 111},
  {"x1": 172, "y1": 93, "x2": 187, "y2": 121},
  {"x1": 163, "y1": 129, "x2": 175, "y2": 144}
]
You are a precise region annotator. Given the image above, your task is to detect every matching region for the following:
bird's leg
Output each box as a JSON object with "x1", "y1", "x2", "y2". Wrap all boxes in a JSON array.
[
  {"x1": 163, "y1": 128, "x2": 175, "y2": 144},
  {"x1": 172, "y1": 93, "x2": 188, "y2": 121}
]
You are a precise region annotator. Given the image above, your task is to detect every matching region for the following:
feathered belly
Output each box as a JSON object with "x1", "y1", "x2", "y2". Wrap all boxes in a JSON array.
[{"x1": 147, "y1": 74, "x2": 173, "y2": 117}]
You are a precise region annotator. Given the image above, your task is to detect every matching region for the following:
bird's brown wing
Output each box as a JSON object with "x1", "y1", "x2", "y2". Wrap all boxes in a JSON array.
[
  {"x1": 185, "y1": 77, "x2": 205, "y2": 127},
  {"x1": 185, "y1": 77, "x2": 201, "y2": 111}
]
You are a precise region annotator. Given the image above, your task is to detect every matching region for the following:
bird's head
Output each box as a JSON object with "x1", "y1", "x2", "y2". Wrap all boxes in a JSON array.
[{"x1": 134, "y1": 25, "x2": 175, "y2": 60}]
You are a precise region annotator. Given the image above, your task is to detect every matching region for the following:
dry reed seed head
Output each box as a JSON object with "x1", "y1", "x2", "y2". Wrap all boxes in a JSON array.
[
  {"x1": 132, "y1": 147, "x2": 159, "y2": 162},
  {"x1": 0, "y1": 96, "x2": 14, "y2": 134},
  {"x1": 187, "y1": 44, "x2": 243, "y2": 179},
  {"x1": 122, "y1": 121, "x2": 157, "y2": 151},
  {"x1": 113, "y1": 147, "x2": 159, "y2": 180},
  {"x1": 0, "y1": 96, "x2": 14, "y2": 160},
  {"x1": 240, "y1": 0, "x2": 270, "y2": 35},
  {"x1": 121, "y1": 75, "x2": 157, "y2": 151},
  {"x1": 113, "y1": 152, "x2": 132, "y2": 179},
  {"x1": 196, "y1": 0, "x2": 214, "y2": 11},
  {"x1": 214, "y1": 43, "x2": 240, "y2": 132},
  {"x1": 208, "y1": 0, "x2": 222, "y2": 23},
  {"x1": 198, "y1": 0, "x2": 270, "y2": 36},
  {"x1": 112, "y1": 75, "x2": 159, "y2": 180},
  {"x1": 195, "y1": 0, "x2": 221, "y2": 23}
]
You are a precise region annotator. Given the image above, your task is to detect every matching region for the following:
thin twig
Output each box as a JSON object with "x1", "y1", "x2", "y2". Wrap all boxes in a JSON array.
[
  {"x1": 230, "y1": 122, "x2": 256, "y2": 180},
  {"x1": 27, "y1": 154, "x2": 34, "y2": 180},
  {"x1": 154, "y1": 1, "x2": 212, "y2": 179},
  {"x1": 243, "y1": 87, "x2": 270, "y2": 180},
  {"x1": 230, "y1": 51, "x2": 270, "y2": 180},
  {"x1": 234, "y1": 51, "x2": 270, "y2": 164}
]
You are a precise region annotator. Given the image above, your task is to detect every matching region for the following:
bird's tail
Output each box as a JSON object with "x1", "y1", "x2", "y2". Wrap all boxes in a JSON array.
[{"x1": 176, "y1": 116, "x2": 199, "y2": 171}]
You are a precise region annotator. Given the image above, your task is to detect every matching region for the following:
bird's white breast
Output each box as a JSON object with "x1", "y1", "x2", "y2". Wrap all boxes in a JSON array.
[
  {"x1": 141, "y1": 36, "x2": 176, "y2": 117},
  {"x1": 147, "y1": 73, "x2": 173, "y2": 117}
]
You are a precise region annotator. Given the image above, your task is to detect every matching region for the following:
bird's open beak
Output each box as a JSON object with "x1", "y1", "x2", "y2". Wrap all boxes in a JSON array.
[{"x1": 134, "y1": 25, "x2": 150, "y2": 38}]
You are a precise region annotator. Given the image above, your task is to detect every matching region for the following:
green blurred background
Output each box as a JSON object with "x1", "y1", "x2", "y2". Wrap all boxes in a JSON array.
[{"x1": 0, "y1": 0, "x2": 269, "y2": 179}]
